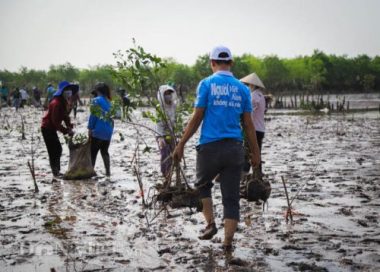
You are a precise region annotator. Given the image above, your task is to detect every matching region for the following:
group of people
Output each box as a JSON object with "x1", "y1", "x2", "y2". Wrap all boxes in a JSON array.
[
  {"x1": 0, "y1": 85, "x2": 43, "y2": 110},
  {"x1": 39, "y1": 45, "x2": 268, "y2": 253},
  {"x1": 41, "y1": 81, "x2": 113, "y2": 177}
]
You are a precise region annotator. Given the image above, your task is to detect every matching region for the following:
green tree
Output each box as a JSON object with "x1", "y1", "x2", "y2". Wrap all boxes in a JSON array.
[
  {"x1": 262, "y1": 55, "x2": 289, "y2": 91},
  {"x1": 112, "y1": 39, "x2": 166, "y2": 101},
  {"x1": 79, "y1": 65, "x2": 115, "y2": 94},
  {"x1": 231, "y1": 56, "x2": 251, "y2": 79},
  {"x1": 192, "y1": 54, "x2": 210, "y2": 82},
  {"x1": 47, "y1": 62, "x2": 79, "y2": 83}
]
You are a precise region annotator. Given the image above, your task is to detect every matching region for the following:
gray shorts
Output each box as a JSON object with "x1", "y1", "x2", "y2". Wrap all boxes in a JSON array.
[{"x1": 195, "y1": 139, "x2": 244, "y2": 221}]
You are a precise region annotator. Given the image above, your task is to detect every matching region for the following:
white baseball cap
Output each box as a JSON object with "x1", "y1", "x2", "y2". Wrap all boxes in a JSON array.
[{"x1": 209, "y1": 45, "x2": 232, "y2": 61}]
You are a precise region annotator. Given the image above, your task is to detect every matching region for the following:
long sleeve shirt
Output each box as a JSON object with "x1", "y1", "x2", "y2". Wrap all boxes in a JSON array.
[
  {"x1": 41, "y1": 97, "x2": 72, "y2": 134},
  {"x1": 251, "y1": 90, "x2": 266, "y2": 133}
]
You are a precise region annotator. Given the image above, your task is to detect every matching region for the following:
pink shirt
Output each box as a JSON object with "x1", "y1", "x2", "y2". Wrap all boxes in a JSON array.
[{"x1": 251, "y1": 90, "x2": 266, "y2": 132}]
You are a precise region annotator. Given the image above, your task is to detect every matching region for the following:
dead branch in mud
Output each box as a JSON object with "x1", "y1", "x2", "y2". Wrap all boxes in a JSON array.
[
  {"x1": 19, "y1": 109, "x2": 42, "y2": 193},
  {"x1": 20, "y1": 114, "x2": 26, "y2": 140},
  {"x1": 281, "y1": 176, "x2": 293, "y2": 223},
  {"x1": 278, "y1": 159, "x2": 321, "y2": 223},
  {"x1": 131, "y1": 136, "x2": 147, "y2": 207},
  {"x1": 27, "y1": 161, "x2": 39, "y2": 193}
]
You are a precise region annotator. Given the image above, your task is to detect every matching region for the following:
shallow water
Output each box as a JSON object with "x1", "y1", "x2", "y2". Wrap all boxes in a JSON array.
[{"x1": 0, "y1": 106, "x2": 379, "y2": 271}]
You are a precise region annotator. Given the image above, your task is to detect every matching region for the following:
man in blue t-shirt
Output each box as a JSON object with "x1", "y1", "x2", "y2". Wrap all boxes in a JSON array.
[{"x1": 173, "y1": 46, "x2": 260, "y2": 252}]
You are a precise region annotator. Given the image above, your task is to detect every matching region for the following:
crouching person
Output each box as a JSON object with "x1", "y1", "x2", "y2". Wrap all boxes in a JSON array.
[
  {"x1": 41, "y1": 81, "x2": 77, "y2": 177},
  {"x1": 156, "y1": 85, "x2": 177, "y2": 181},
  {"x1": 173, "y1": 46, "x2": 260, "y2": 252},
  {"x1": 88, "y1": 83, "x2": 113, "y2": 177}
]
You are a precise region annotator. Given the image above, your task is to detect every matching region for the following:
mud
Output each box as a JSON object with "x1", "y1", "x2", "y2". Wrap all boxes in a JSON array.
[{"x1": 0, "y1": 106, "x2": 379, "y2": 271}]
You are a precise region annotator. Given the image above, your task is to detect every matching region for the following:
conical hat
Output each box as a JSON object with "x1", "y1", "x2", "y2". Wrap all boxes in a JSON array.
[{"x1": 240, "y1": 73, "x2": 265, "y2": 89}]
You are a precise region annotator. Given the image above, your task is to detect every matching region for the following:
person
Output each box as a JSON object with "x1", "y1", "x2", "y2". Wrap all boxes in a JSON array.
[
  {"x1": 117, "y1": 88, "x2": 131, "y2": 119},
  {"x1": 156, "y1": 85, "x2": 177, "y2": 180},
  {"x1": 240, "y1": 73, "x2": 266, "y2": 173},
  {"x1": 71, "y1": 90, "x2": 83, "y2": 118},
  {"x1": 88, "y1": 82, "x2": 114, "y2": 177},
  {"x1": 41, "y1": 81, "x2": 78, "y2": 177},
  {"x1": 12, "y1": 88, "x2": 21, "y2": 111},
  {"x1": 44, "y1": 83, "x2": 56, "y2": 109},
  {"x1": 19, "y1": 87, "x2": 29, "y2": 108},
  {"x1": 0, "y1": 85, "x2": 9, "y2": 106},
  {"x1": 173, "y1": 46, "x2": 260, "y2": 252},
  {"x1": 32, "y1": 86, "x2": 42, "y2": 107}
]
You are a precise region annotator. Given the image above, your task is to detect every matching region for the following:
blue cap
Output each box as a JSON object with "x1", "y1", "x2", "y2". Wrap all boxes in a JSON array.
[{"x1": 53, "y1": 81, "x2": 79, "y2": 97}]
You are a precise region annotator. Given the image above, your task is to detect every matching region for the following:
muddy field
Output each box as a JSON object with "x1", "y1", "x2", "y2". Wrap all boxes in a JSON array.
[{"x1": 0, "y1": 105, "x2": 379, "y2": 272}]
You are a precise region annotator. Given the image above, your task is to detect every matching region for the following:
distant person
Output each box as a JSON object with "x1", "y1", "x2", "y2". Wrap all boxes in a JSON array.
[
  {"x1": 240, "y1": 73, "x2": 266, "y2": 173},
  {"x1": 41, "y1": 81, "x2": 77, "y2": 177},
  {"x1": 12, "y1": 88, "x2": 21, "y2": 111},
  {"x1": 1, "y1": 85, "x2": 9, "y2": 106},
  {"x1": 173, "y1": 46, "x2": 260, "y2": 253},
  {"x1": 19, "y1": 88, "x2": 29, "y2": 108},
  {"x1": 117, "y1": 88, "x2": 131, "y2": 119},
  {"x1": 32, "y1": 86, "x2": 42, "y2": 107},
  {"x1": 71, "y1": 90, "x2": 83, "y2": 119},
  {"x1": 88, "y1": 83, "x2": 114, "y2": 177},
  {"x1": 156, "y1": 85, "x2": 177, "y2": 180},
  {"x1": 44, "y1": 83, "x2": 56, "y2": 109}
]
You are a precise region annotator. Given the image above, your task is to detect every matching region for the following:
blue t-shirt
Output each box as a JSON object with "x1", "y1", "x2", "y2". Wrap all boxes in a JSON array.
[
  {"x1": 88, "y1": 96, "x2": 114, "y2": 141},
  {"x1": 194, "y1": 71, "x2": 252, "y2": 145},
  {"x1": 47, "y1": 86, "x2": 55, "y2": 102}
]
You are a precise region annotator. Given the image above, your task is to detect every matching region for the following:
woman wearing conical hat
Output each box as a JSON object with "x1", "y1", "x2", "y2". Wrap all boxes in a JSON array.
[{"x1": 240, "y1": 73, "x2": 266, "y2": 172}]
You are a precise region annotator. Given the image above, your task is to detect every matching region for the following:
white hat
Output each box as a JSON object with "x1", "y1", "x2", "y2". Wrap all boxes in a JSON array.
[
  {"x1": 240, "y1": 73, "x2": 266, "y2": 89},
  {"x1": 209, "y1": 45, "x2": 232, "y2": 61}
]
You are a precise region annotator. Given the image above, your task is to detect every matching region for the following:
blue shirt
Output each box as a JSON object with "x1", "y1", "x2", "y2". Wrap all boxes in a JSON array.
[
  {"x1": 1, "y1": 87, "x2": 9, "y2": 97},
  {"x1": 195, "y1": 71, "x2": 252, "y2": 145},
  {"x1": 47, "y1": 86, "x2": 55, "y2": 102},
  {"x1": 88, "y1": 96, "x2": 113, "y2": 141}
]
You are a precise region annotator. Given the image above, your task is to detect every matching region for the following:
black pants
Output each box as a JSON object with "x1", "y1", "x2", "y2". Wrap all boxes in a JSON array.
[
  {"x1": 90, "y1": 137, "x2": 111, "y2": 176},
  {"x1": 195, "y1": 139, "x2": 244, "y2": 221},
  {"x1": 243, "y1": 131, "x2": 265, "y2": 173},
  {"x1": 41, "y1": 128, "x2": 62, "y2": 176},
  {"x1": 73, "y1": 104, "x2": 78, "y2": 118}
]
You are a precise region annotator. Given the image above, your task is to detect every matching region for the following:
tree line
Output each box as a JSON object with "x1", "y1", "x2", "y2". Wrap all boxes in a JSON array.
[{"x1": 1, "y1": 49, "x2": 379, "y2": 96}]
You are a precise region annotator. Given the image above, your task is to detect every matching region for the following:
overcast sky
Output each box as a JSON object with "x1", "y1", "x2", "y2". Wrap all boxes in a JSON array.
[{"x1": 0, "y1": 0, "x2": 379, "y2": 71}]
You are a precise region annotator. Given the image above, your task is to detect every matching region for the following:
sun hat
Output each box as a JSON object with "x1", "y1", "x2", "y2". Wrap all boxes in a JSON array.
[
  {"x1": 240, "y1": 73, "x2": 266, "y2": 89},
  {"x1": 53, "y1": 81, "x2": 79, "y2": 97},
  {"x1": 209, "y1": 45, "x2": 233, "y2": 61}
]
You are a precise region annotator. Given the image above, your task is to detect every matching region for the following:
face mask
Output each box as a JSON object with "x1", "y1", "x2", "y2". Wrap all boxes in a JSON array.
[
  {"x1": 63, "y1": 90, "x2": 72, "y2": 100},
  {"x1": 164, "y1": 94, "x2": 172, "y2": 104}
]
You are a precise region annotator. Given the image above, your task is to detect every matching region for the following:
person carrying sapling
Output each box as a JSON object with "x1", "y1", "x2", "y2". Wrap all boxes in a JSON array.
[
  {"x1": 88, "y1": 82, "x2": 114, "y2": 177},
  {"x1": 156, "y1": 85, "x2": 177, "y2": 181}
]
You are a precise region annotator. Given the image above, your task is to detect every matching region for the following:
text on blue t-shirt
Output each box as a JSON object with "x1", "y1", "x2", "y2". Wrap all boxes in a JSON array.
[{"x1": 194, "y1": 71, "x2": 252, "y2": 145}]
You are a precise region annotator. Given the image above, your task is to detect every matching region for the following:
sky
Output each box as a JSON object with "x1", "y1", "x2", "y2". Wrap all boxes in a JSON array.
[{"x1": 0, "y1": 0, "x2": 379, "y2": 71}]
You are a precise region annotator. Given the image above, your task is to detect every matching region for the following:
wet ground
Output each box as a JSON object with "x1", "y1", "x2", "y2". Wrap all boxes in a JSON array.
[{"x1": 0, "y1": 105, "x2": 379, "y2": 271}]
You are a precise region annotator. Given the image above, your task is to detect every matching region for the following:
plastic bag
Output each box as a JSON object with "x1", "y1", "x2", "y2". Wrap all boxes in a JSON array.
[{"x1": 64, "y1": 140, "x2": 96, "y2": 180}]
